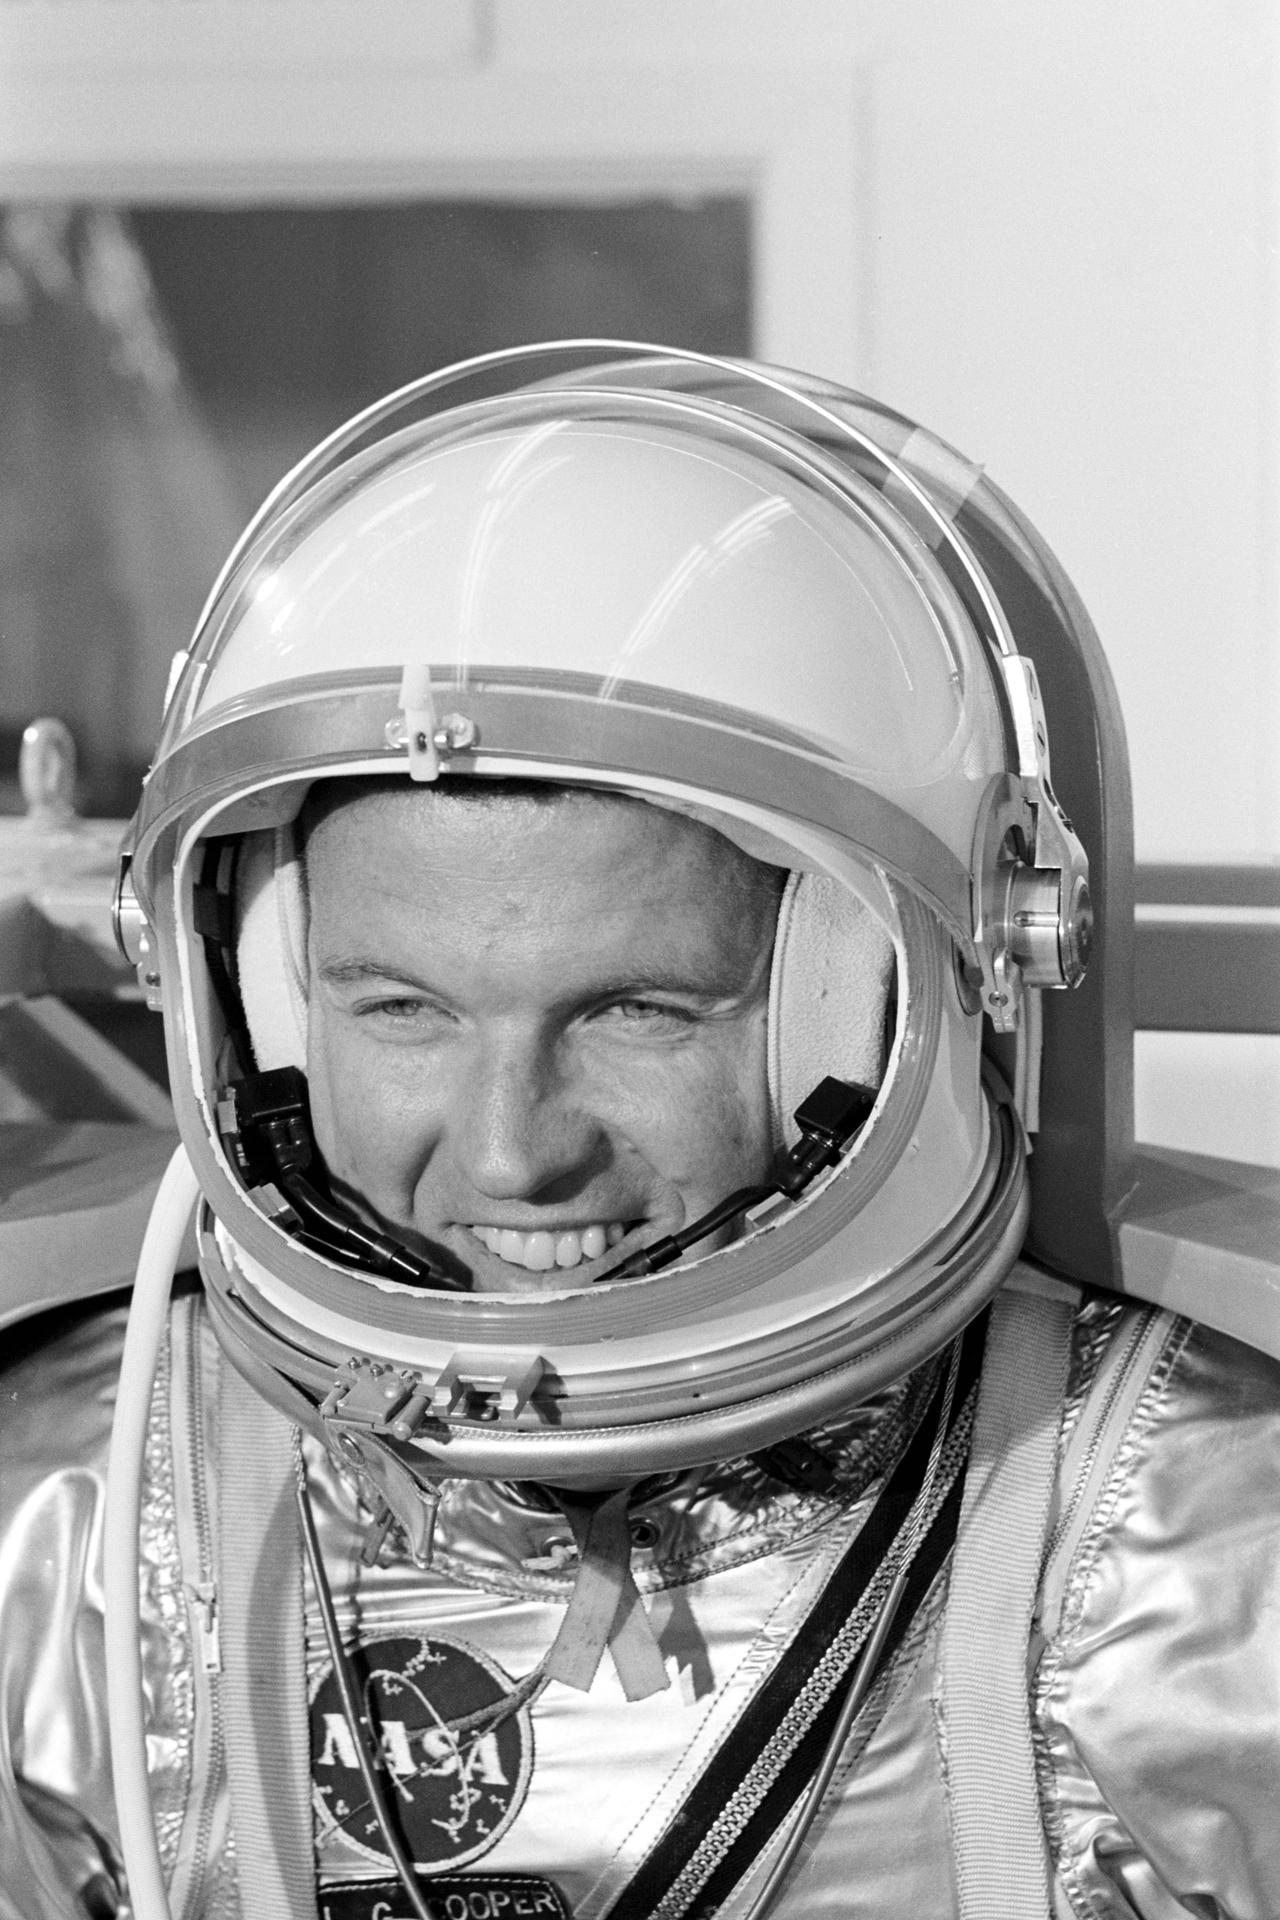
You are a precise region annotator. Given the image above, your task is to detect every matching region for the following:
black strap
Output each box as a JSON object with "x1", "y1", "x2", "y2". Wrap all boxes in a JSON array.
[
  {"x1": 607, "y1": 1314, "x2": 987, "y2": 1920},
  {"x1": 691, "y1": 1469, "x2": 964, "y2": 1917}
]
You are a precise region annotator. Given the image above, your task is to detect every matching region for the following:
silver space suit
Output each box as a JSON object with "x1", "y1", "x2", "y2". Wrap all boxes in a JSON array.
[
  {"x1": 2, "y1": 344, "x2": 1276, "y2": 1920},
  {"x1": 4, "y1": 1285, "x2": 1280, "y2": 1918}
]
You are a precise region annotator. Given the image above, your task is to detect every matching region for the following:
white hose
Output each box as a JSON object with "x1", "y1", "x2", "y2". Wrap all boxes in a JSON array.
[{"x1": 105, "y1": 1145, "x2": 200, "y2": 1920}]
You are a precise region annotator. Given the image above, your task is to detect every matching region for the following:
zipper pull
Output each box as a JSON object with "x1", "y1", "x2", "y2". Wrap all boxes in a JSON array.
[{"x1": 185, "y1": 1578, "x2": 222, "y2": 1674}]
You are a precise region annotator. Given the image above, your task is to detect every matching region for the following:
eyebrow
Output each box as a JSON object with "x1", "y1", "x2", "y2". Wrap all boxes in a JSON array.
[
  {"x1": 318, "y1": 959, "x2": 433, "y2": 989},
  {"x1": 315, "y1": 956, "x2": 752, "y2": 1001}
]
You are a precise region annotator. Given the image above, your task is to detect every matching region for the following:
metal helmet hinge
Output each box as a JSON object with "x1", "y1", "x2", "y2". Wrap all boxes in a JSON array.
[
  {"x1": 112, "y1": 850, "x2": 164, "y2": 1011},
  {"x1": 971, "y1": 657, "x2": 1093, "y2": 1033}
]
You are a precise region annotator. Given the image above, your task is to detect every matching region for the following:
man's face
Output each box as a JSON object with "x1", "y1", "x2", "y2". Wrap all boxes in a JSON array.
[{"x1": 304, "y1": 787, "x2": 780, "y2": 1295}]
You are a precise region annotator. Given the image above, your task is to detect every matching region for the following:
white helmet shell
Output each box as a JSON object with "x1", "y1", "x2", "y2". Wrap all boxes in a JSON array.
[{"x1": 122, "y1": 343, "x2": 1092, "y2": 1481}]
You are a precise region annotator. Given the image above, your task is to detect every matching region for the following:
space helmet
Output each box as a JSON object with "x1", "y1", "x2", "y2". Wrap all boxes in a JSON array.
[{"x1": 115, "y1": 342, "x2": 1113, "y2": 1486}]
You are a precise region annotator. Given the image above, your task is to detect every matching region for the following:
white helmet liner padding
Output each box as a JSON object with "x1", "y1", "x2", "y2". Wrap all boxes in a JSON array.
[
  {"x1": 767, "y1": 871, "x2": 893, "y2": 1147},
  {"x1": 235, "y1": 826, "x2": 307, "y2": 1072},
  {"x1": 230, "y1": 816, "x2": 895, "y2": 1144}
]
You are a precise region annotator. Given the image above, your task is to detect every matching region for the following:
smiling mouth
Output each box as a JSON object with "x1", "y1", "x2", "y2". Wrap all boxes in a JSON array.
[{"x1": 468, "y1": 1221, "x2": 628, "y2": 1273}]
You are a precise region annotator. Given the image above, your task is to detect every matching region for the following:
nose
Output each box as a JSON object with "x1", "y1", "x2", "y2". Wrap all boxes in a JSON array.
[{"x1": 446, "y1": 1029, "x2": 604, "y2": 1204}]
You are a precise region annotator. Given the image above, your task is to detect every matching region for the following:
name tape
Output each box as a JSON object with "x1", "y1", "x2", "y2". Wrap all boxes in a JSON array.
[{"x1": 319, "y1": 1873, "x2": 571, "y2": 1920}]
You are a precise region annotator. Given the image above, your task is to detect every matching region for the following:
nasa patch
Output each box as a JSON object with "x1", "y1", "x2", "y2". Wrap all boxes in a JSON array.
[{"x1": 311, "y1": 1631, "x2": 535, "y2": 1871}]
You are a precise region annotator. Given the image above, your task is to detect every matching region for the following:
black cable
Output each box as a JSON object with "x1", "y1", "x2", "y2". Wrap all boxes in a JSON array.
[
  {"x1": 596, "y1": 1076, "x2": 876, "y2": 1284},
  {"x1": 220, "y1": 1063, "x2": 463, "y2": 1292},
  {"x1": 602, "y1": 1182, "x2": 775, "y2": 1279},
  {"x1": 193, "y1": 843, "x2": 255, "y2": 1076},
  {"x1": 294, "y1": 1461, "x2": 438, "y2": 1920},
  {"x1": 277, "y1": 1169, "x2": 461, "y2": 1290}
]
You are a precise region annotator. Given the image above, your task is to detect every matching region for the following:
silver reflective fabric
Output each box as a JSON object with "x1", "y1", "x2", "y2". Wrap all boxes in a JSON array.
[{"x1": 2, "y1": 1290, "x2": 1280, "y2": 1919}]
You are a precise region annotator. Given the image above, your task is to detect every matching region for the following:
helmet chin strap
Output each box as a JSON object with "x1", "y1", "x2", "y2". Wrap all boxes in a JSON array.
[{"x1": 540, "y1": 1487, "x2": 670, "y2": 1697}]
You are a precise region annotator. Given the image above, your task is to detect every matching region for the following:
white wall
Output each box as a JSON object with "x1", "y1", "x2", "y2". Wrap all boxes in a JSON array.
[
  {"x1": 2, "y1": 0, "x2": 1276, "y2": 1160},
  {"x1": 858, "y1": 1, "x2": 1277, "y2": 866},
  {"x1": 846, "y1": 0, "x2": 1280, "y2": 1165}
]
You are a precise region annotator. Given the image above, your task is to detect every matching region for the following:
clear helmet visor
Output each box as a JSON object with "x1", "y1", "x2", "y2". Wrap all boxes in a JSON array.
[{"x1": 159, "y1": 396, "x2": 1006, "y2": 887}]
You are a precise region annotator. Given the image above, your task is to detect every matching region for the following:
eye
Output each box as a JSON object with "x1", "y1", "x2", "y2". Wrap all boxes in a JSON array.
[
  {"x1": 351, "y1": 993, "x2": 454, "y2": 1030},
  {"x1": 593, "y1": 997, "x2": 697, "y2": 1036}
]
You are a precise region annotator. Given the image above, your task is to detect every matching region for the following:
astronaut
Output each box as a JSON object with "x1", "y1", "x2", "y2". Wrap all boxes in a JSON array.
[{"x1": 2, "y1": 345, "x2": 1279, "y2": 1920}]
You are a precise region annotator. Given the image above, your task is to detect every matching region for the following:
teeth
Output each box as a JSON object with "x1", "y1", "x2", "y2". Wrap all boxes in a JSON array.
[{"x1": 471, "y1": 1221, "x2": 626, "y2": 1272}]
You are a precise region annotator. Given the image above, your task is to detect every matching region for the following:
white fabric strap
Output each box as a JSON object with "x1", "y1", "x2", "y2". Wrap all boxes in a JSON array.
[
  {"x1": 218, "y1": 1357, "x2": 317, "y2": 1919},
  {"x1": 937, "y1": 1265, "x2": 1079, "y2": 1918}
]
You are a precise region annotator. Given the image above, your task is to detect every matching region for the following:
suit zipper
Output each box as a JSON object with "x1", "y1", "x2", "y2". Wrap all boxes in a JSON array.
[{"x1": 1038, "y1": 1304, "x2": 1175, "y2": 1643}]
